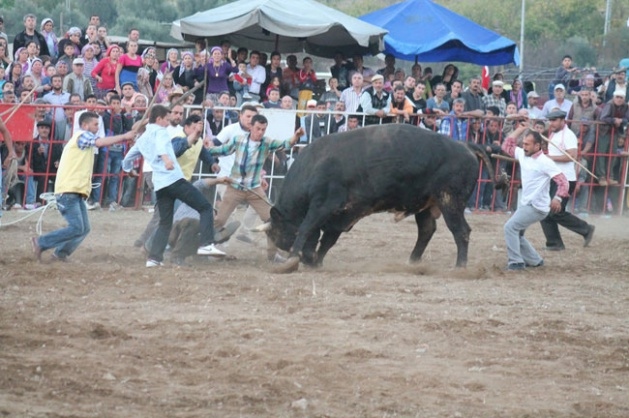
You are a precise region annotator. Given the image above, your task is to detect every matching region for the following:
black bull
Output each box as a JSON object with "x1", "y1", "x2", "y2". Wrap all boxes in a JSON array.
[{"x1": 264, "y1": 124, "x2": 505, "y2": 273}]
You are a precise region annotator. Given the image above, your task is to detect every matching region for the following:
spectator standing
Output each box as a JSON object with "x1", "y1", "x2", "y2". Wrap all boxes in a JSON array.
[
  {"x1": 91, "y1": 45, "x2": 120, "y2": 99},
  {"x1": 63, "y1": 58, "x2": 94, "y2": 101},
  {"x1": 542, "y1": 84, "x2": 573, "y2": 117},
  {"x1": 426, "y1": 83, "x2": 450, "y2": 113},
  {"x1": 40, "y1": 18, "x2": 58, "y2": 60},
  {"x1": 357, "y1": 74, "x2": 391, "y2": 125},
  {"x1": 196, "y1": 45, "x2": 237, "y2": 102},
  {"x1": 116, "y1": 40, "x2": 142, "y2": 93},
  {"x1": 13, "y1": 14, "x2": 51, "y2": 57},
  {"x1": 527, "y1": 91, "x2": 543, "y2": 119},
  {"x1": 339, "y1": 72, "x2": 364, "y2": 114},
  {"x1": 245, "y1": 50, "x2": 266, "y2": 102},
  {"x1": 297, "y1": 56, "x2": 317, "y2": 111},
  {"x1": 482, "y1": 80, "x2": 507, "y2": 116},
  {"x1": 596, "y1": 89, "x2": 629, "y2": 186}
]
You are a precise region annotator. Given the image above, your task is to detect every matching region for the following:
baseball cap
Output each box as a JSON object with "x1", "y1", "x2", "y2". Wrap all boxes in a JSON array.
[
  {"x1": 527, "y1": 91, "x2": 540, "y2": 98},
  {"x1": 492, "y1": 80, "x2": 504, "y2": 87},
  {"x1": 306, "y1": 99, "x2": 317, "y2": 108},
  {"x1": 554, "y1": 84, "x2": 565, "y2": 91},
  {"x1": 73, "y1": 57, "x2": 85, "y2": 65}
]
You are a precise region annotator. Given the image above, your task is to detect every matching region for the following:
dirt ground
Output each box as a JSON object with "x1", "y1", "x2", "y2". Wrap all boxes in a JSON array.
[{"x1": 1, "y1": 206, "x2": 628, "y2": 418}]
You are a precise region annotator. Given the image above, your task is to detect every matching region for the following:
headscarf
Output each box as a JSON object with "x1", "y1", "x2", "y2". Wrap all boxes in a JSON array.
[
  {"x1": 40, "y1": 18, "x2": 58, "y2": 58},
  {"x1": 81, "y1": 44, "x2": 95, "y2": 57},
  {"x1": 14, "y1": 47, "x2": 26, "y2": 62},
  {"x1": 179, "y1": 51, "x2": 194, "y2": 77},
  {"x1": 105, "y1": 44, "x2": 120, "y2": 58},
  {"x1": 67, "y1": 27, "x2": 82, "y2": 37},
  {"x1": 141, "y1": 47, "x2": 156, "y2": 61},
  {"x1": 40, "y1": 18, "x2": 53, "y2": 30}
]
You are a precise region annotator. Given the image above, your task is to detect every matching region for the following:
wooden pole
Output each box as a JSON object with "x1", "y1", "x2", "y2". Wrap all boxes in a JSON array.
[{"x1": 540, "y1": 133, "x2": 598, "y2": 179}]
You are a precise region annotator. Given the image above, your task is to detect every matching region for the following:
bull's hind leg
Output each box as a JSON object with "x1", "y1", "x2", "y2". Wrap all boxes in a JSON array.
[
  {"x1": 440, "y1": 206, "x2": 471, "y2": 268},
  {"x1": 410, "y1": 209, "x2": 437, "y2": 263}
]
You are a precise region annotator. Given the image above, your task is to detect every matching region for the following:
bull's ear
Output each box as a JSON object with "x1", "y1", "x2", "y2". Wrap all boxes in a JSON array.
[{"x1": 270, "y1": 206, "x2": 283, "y2": 221}]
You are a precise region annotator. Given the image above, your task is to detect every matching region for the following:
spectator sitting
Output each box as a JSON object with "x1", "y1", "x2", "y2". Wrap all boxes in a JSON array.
[{"x1": 320, "y1": 77, "x2": 341, "y2": 110}]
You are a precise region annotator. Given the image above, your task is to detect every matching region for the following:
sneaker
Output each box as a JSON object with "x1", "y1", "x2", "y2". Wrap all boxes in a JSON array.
[
  {"x1": 583, "y1": 225, "x2": 595, "y2": 247},
  {"x1": 608, "y1": 179, "x2": 618, "y2": 186},
  {"x1": 525, "y1": 260, "x2": 544, "y2": 268},
  {"x1": 24, "y1": 203, "x2": 39, "y2": 210},
  {"x1": 464, "y1": 208, "x2": 473, "y2": 215},
  {"x1": 598, "y1": 179, "x2": 608, "y2": 187},
  {"x1": 214, "y1": 221, "x2": 240, "y2": 244},
  {"x1": 109, "y1": 202, "x2": 119, "y2": 212},
  {"x1": 242, "y1": 92, "x2": 252, "y2": 99},
  {"x1": 146, "y1": 259, "x2": 164, "y2": 268},
  {"x1": 87, "y1": 202, "x2": 101, "y2": 211},
  {"x1": 544, "y1": 245, "x2": 565, "y2": 251},
  {"x1": 31, "y1": 236, "x2": 42, "y2": 262},
  {"x1": 197, "y1": 244, "x2": 226, "y2": 257},
  {"x1": 133, "y1": 239, "x2": 144, "y2": 248},
  {"x1": 11, "y1": 203, "x2": 22, "y2": 210},
  {"x1": 506, "y1": 262, "x2": 526, "y2": 271}
]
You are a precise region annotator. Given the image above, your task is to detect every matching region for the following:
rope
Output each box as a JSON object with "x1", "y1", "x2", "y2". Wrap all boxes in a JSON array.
[{"x1": 0, "y1": 192, "x2": 57, "y2": 234}]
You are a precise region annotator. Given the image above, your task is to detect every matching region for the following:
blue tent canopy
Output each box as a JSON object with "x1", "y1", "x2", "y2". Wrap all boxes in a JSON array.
[{"x1": 359, "y1": 0, "x2": 520, "y2": 66}]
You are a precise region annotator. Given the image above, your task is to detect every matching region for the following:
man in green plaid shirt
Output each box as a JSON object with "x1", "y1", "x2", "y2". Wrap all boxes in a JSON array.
[{"x1": 208, "y1": 114, "x2": 303, "y2": 261}]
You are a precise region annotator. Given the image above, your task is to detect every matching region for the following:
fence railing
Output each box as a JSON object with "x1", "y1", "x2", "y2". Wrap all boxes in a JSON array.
[{"x1": 2, "y1": 103, "x2": 628, "y2": 216}]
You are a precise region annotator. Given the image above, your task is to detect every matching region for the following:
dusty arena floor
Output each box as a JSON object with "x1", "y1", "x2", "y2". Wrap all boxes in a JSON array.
[{"x1": 1, "y1": 207, "x2": 628, "y2": 417}]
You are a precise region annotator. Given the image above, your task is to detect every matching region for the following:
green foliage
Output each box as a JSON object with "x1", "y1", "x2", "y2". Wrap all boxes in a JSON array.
[
  {"x1": 75, "y1": 1, "x2": 118, "y2": 27},
  {"x1": 176, "y1": 0, "x2": 232, "y2": 18}
]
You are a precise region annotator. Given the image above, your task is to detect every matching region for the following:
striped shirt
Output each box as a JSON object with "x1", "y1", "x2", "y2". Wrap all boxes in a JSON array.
[{"x1": 209, "y1": 133, "x2": 292, "y2": 190}]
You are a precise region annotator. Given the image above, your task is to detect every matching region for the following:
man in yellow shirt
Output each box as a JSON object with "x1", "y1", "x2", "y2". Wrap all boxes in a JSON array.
[{"x1": 31, "y1": 112, "x2": 135, "y2": 262}]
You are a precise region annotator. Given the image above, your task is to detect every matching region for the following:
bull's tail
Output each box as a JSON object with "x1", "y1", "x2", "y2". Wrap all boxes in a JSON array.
[{"x1": 465, "y1": 142, "x2": 509, "y2": 190}]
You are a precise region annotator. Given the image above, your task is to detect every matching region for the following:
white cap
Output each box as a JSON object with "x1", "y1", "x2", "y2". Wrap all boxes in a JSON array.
[{"x1": 554, "y1": 83, "x2": 565, "y2": 91}]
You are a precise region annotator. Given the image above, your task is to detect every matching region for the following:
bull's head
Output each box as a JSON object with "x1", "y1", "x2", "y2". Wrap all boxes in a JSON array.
[{"x1": 257, "y1": 207, "x2": 299, "y2": 252}]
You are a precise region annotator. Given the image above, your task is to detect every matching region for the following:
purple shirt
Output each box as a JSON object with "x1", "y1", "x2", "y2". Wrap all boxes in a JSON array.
[{"x1": 196, "y1": 61, "x2": 237, "y2": 94}]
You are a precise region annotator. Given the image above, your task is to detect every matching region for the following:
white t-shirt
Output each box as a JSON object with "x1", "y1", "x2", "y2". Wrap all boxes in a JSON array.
[
  {"x1": 547, "y1": 125, "x2": 578, "y2": 181},
  {"x1": 215, "y1": 122, "x2": 247, "y2": 178},
  {"x1": 515, "y1": 147, "x2": 563, "y2": 212}
]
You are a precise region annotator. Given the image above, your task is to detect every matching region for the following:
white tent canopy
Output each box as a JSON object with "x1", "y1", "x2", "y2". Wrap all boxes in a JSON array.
[{"x1": 170, "y1": 0, "x2": 387, "y2": 58}]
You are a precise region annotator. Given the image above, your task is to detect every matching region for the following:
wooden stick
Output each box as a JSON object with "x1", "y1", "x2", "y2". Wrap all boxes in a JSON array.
[
  {"x1": 491, "y1": 153, "x2": 517, "y2": 163},
  {"x1": 540, "y1": 133, "x2": 598, "y2": 179},
  {"x1": 169, "y1": 80, "x2": 205, "y2": 109}
]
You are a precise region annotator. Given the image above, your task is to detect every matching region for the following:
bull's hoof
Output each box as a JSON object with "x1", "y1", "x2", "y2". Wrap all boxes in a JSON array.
[{"x1": 270, "y1": 256, "x2": 300, "y2": 274}]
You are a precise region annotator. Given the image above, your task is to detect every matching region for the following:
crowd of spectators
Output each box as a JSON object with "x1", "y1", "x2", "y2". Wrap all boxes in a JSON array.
[{"x1": 1, "y1": 13, "x2": 628, "y2": 217}]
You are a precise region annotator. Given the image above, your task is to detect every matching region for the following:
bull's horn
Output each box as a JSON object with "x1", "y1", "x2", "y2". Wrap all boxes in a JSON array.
[{"x1": 252, "y1": 222, "x2": 271, "y2": 232}]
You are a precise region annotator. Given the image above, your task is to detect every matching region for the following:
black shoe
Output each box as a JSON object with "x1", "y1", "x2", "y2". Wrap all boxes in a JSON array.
[
  {"x1": 133, "y1": 239, "x2": 143, "y2": 248},
  {"x1": 506, "y1": 262, "x2": 526, "y2": 271},
  {"x1": 583, "y1": 225, "x2": 595, "y2": 247},
  {"x1": 526, "y1": 260, "x2": 544, "y2": 268},
  {"x1": 545, "y1": 245, "x2": 565, "y2": 251}
]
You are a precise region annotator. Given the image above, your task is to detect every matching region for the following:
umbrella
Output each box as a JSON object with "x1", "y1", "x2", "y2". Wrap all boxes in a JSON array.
[
  {"x1": 359, "y1": 0, "x2": 520, "y2": 66},
  {"x1": 170, "y1": 0, "x2": 387, "y2": 58}
]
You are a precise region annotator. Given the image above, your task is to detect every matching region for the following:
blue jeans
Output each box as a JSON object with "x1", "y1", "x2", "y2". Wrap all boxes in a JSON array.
[
  {"x1": 37, "y1": 193, "x2": 91, "y2": 258},
  {"x1": 504, "y1": 204, "x2": 548, "y2": 266},
  {"x1": 106, "y1": 150, "x2": 123, "y2": 204},
  {"x1": 150, "y1": 179, "x2": 215, "y2": 262}
]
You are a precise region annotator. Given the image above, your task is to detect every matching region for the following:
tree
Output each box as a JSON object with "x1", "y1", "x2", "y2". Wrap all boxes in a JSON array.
[{"x1": 176, "y1": 0, "x2": 232, "y2": 17}]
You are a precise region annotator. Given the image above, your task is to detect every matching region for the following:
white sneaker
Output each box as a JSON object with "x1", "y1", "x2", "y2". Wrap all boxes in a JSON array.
[
  {"x1": 11, "y1": 203, "x2": 22, "y2": 210},
  {"x1": 197, "y1": 244, "x2": 226, "y2": 257},
  {"x1": 24, "y1": 203, "x2": 39, "y2": 210},
  {"x1": 146, "y1": 259, "x2": 164, "y2": 267},
  {"x1": 242, "y1": 92, "x2": 252, "y2": 99},
  {"x1": 87, "y1": 202, "x2": 101, "y2": 210}
]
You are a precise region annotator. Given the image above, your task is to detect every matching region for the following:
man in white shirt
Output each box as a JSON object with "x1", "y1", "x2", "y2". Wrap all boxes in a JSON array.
[
  {"x1": 541, "y1": 84, "x2": 573, "y2": 117},
  {"x1": 539, "y1": 110, "x2": 595, "y2": 251},
  {"x1": 501, "y1": 124, "x2": 569, "y2": 271},
  {"x1": 245, "y1": 51, "x2": 266, "y2": 102}
]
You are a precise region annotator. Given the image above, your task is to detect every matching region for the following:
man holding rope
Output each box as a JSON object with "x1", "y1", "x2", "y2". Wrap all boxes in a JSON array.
[
  {"x1": 207, "y1": 114, "x2": 303, "y2": 262},
  {"x1": 501, "y1": 125, "x2": 570, "y2": 271},
  {"x1": 541, "y1": 110, "x2": 595, "y2": 251},
  {"x1": 31, "y1": 112, "x2": 135, "y2": 262}
]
